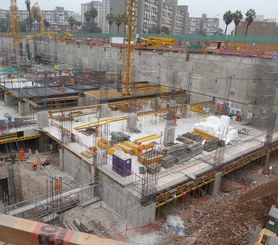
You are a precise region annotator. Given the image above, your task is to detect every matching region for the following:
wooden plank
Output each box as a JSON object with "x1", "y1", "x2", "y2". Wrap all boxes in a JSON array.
[
  {"x1": 135, "y1": 134, "x2": 160, "y2": 144},
  {"x1": 0, "y1": 214, "x2": 129, "y2": 245}
]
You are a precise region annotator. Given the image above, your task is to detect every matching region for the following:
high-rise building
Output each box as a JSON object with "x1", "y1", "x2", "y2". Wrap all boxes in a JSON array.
[
  {"x1": 157, "y1": 0, "x2": 178, "y2": 34},
  {"x1": 175, "y1": 5, "x2": 189, "y2": 34},
  {"x1": 137, "y1": 0, "x2": 159, "y2": 34},
  {"x1": 187, "y1": 13, "x2": 219, "y2": 35}
]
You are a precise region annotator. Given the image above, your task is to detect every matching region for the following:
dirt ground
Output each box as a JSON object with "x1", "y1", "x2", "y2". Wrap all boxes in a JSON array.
[{"x1": 157, "y1": 172, "x2": 278, "y2": 245}]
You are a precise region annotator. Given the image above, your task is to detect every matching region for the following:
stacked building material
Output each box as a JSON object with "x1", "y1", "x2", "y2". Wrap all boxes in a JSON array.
[
  {"x1": 111, "y1": 132, "x2": 130, "y2": 144},
  {"x1": 186, "y1": 141, "x2": 203, "y2": 156},
  {"x1": 174, "y1": 149, "x2": 192, "y2": 165},
  {"x1": 112, "y1": 151, "x2": 132, "y2": 177},
  {"x1": 161, "y1": 155, "x2": 176, "y2": 168},
  {"x1": 176, "y1": 135, "x2": 194, "y2": 144},
  {"x1": 203, "y1": 138, "x2": 224, "y2": 152},
  {"x1": 182, "y1": 132, "x2": 203, "y2": 142},
  {"x1": 138, "y1": 151, "x2": 164, "y2": 165},
  {"x1": 146, "y1": 163, "x2": 161, "y2": 174}
]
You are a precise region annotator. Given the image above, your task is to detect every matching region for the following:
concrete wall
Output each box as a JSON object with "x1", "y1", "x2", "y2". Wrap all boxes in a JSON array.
[
  {"x1": 1, "y1": 37, "x2": 277, "y2": 123},
  {"x1": 101, "y1": 174, "x2": 156, "y2": 228},
  {"x1": 59, "y1": 147, "x2": 92, "y2": 183},
  {"x1": 30, "y1": 40, "x2": 256, "y2": 104}
]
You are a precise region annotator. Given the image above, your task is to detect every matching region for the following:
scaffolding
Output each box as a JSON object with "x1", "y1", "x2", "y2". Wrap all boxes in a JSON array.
[{"x1": 0, "y1": 154, "x2": 23, "y2": 206}]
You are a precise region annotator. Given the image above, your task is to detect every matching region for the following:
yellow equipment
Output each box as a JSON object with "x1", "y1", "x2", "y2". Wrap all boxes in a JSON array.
[
  {"x1": 31, "y1": 0, "x2": 45, "y2": 33},
  {"x1": 138, "y1": 36, "x2": 175, "y2": 48},
  {"x1": 0, "y1": 32, "x2": 72, "y2": 52}
]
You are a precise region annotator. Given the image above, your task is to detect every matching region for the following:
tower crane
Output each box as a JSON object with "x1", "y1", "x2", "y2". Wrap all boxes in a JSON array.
[
  {"x1": 121, "y1": 0, "x2": 138, "y2": 96},
  {"x1": 10, "y1": 0, "x2": 19, "y2": 38}
]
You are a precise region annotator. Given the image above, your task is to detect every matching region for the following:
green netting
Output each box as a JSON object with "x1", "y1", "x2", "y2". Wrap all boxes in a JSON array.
[
  {"x1": 1, "y1": 32, "x2": 278, "y2": 44},
  {"x1": 0, "y1": 67, "x2": 18, "y2": 73}
]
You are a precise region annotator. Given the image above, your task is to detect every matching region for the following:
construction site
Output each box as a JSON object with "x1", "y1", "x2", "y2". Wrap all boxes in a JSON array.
[{"x1": 0, "y1": 1, "x2": 278, "y2": 245}]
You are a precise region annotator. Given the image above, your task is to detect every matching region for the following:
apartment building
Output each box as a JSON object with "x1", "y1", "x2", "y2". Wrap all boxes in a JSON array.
[
  {"x1": 175, "y1": 5, "x2": 189, "y2": 34},
  {"x1": 137, "y1": 0, "x2": 159, "y2": 34},
  {"x1": 0, "y1": 7, "x2": 74, "y2": 31},
  {"x1": 187, "y1": 13, "x2": 219, "y2": 35},
  {"x1": 157, "y1": 0, "x2": 178, "y2": 34}
]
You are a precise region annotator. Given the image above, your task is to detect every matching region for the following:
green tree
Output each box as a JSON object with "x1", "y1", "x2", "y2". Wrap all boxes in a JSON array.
[
  {"x1": 161, "y1": 26, "x2": 170, "y2": 34},
  {"x1": 106, "y1": 13, "x2": 114, "y2": 32},
  {"x1": 232, "y1": 10, "x2": 243, "y2": 35},
  {"x1": 90, "y1": 8, "x2": 98, "y2": 23},
  {"x1": 84, "y1": 11, "x2": 91, "y2": 24},
  {"x1": 115, "y1": 14, "x2": 124, "y2": 34},
  {"x1": 44, "y1": 19, "x2": 50, "y2": 29},
  {"x1": 223, "y1": 10, "x2": 233, "y2": 35},
  {"x1": 18, "y1": 20, "x2": 27, "y2": 32},
  {"x1": 68, "y1": 16, "x2": 76, "y2": 32},
  {"x1": 25, "y1": 0, "x2": 32, "y2": 32},
  {"x1": 84, "y1": 7, "x2": 98, "y2": 32},
  {"x1": 4, "y1": 13, "x2": 11, "y2": 32},
  {"x1": 245, "y1": 9, "x2": 256, "y2": 35},
  {"x1": 32, "y1": 7, "x2": 41, "y2": 32}
]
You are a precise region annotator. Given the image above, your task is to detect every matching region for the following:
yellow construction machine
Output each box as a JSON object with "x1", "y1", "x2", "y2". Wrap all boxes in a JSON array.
[{"x1": 137, "y1": 36, "x2": 175, "y2": 48}]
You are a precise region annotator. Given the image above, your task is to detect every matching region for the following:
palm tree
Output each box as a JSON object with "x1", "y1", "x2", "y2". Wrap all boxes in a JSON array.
[
  {"x1": 245, "y1": 9, "x2": 256, "y2": 35},
  {"x1": 232, "y1": 10, "x2": 243, "y2": 35},
  {"x1": 84, "y1": 11, "x2": 91, "y2": 24},
  {"x1": 223, "y1": 11, "x2": 233, "y2": 35},
  {"x1": 90, "y1": 7, "x2": 98, "y2": 25},
  {"x1": 32, "y1": 7, "x2": 41, "y2": 32},
  {"x1": 25, "y1": 0, "x2": 32, "y2": 32},
  {"x1": 68, "y1": 16, "x2": 76, "y2": 32},
  {"x1": 115, "y1": 14, "x2": 124, "y2": 34},
  {"x1": 106, "y1": 13, "x2": 114, "y2": 33}
]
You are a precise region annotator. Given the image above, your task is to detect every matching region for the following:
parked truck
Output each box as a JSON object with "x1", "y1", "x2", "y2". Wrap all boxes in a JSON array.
[
  {"x1": 110, "y1": 37, "x2": 125, "y2": 45},
  {"x1": 254, "y1": 205, "x2": 278, "y2": 245}
]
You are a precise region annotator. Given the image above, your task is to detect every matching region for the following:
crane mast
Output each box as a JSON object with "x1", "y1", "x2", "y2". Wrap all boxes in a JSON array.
[
  {"x1": 121, "y1": 0, "x2": 138, "y2": 96},
  {"x1": 10, "y1": 0, "x2": 19, "y2": 37}
]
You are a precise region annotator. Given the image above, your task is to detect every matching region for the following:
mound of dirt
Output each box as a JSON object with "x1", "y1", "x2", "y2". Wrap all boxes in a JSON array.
[{"x1": 176, "y1": 180, "x2": 278, "y2": 245}]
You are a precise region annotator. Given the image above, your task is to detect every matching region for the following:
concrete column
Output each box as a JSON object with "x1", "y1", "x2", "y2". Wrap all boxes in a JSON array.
[
  {"x1": 18, "y1": 101, "x2": 30, "y2": 116},
  {"x1": 127, "y1": 113, "x2": 138, "y2": 132},
  {"x1": 4, "y1": 93, "x2": 17, "y2": 107},
  {"x1": 209, "y1": 171, "x2": 222, "y2": 196},
  {"x1": 99, "y1": 104, "x2": 109, "y2": 118},
  {"x1": 37, "y1": 111, "x2": 49, "y2": 129},
  {"x1": 163, "y1": 111, "x2": 176, "y2": 147},
  {"x1": 38, "y1": 133, "x2": 49, "y2": 152}
]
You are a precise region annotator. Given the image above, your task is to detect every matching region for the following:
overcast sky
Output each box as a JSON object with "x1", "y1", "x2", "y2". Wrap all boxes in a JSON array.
[{"x1": 1, "y1": 0, "x2": 278, "y2": 31}]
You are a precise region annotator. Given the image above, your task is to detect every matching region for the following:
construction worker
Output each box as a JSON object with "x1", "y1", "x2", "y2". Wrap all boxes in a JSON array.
[
  {"x1": 174, "y1": 112, "x2": 178, "y2": 126},
  {"x1": 55, "y1": 179, "x2": 61, "y2": 194},
  {"x1": 95, "y1": 126, "x2": 99, "y2": 137},
  {"x1": 62, "y1": 84, "x2": 65, "y2": 94},
  {"x1": 70, "y1": 78, "x2": 75, "y2": 86},
  {"x1": 138, "y1": 143, "x2": 144, "y2": 155},
  {"x1": 19, "y1": 148, "x2": 24, "y2": 161}
]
